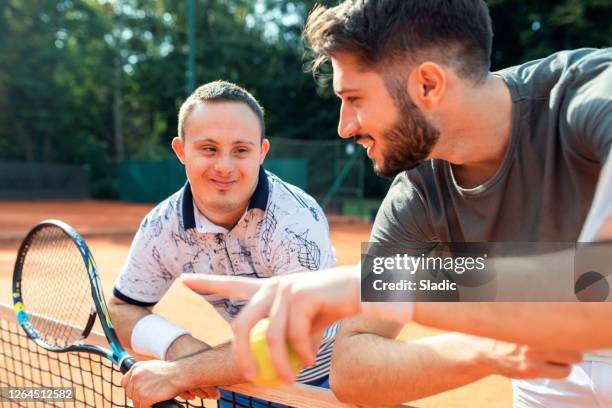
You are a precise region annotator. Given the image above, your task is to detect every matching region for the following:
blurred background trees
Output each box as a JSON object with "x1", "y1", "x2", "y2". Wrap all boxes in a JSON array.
[{"x1": 0, "y1": 0, "x2": 609, "y2": 198}]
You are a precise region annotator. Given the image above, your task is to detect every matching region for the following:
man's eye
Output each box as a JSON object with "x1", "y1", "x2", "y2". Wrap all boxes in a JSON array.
[
  {"x1": 347, "y1": 96, "x2": 358, "y2": 103},
  {"x1": 202, "y1": 146, "x2": 216, "y2": 152},
  {"x1": 236, "y1": 147, "x2": 250, "y2": 154}
]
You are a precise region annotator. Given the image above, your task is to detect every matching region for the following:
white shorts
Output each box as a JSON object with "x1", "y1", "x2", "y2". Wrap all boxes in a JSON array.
[{"x1": 513, "y1": 361, "x2": 612, "y2": 407}]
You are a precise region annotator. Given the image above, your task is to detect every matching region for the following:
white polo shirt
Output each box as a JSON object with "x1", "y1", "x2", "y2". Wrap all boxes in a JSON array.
[{"x1": 113, "y1": 167, "x2": 337, "y2": 383}]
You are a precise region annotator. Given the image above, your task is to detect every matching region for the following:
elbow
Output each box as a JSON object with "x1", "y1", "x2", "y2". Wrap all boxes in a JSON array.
[
  {"x1": 107, "y1": 298, "x2": 121, "y2": 323},
  {"x1": 329, "y1": 339, "x2": 360, "y2": 403},
  {"x1": 108, "y1": 295, "x2": 122, "y2": 310},
  {"x1": 108, "y1": 295, "x2": 121, "y2": 307},
  {"x1": 107, "y1": 296, "x2": 132, "y2": 322},
  {"x1": 107, "y1": 296, "x2": 118, "y2": 311},
  {"x1": 329, "y1": 373, "x2": 355, "y2": 403}
]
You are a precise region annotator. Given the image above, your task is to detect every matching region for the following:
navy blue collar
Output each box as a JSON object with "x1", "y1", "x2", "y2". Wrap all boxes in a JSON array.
[
  {"x1": 181, "y1": 166, "x2": 270, "y2": 231},
  {"x1": 248, "y1": 166, "x2": 270, "y2": 211}
]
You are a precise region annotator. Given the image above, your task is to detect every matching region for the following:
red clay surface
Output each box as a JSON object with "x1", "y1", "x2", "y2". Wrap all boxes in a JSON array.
[{"x1": 0, "y1": 201, "x2": 512, "y2": 407}]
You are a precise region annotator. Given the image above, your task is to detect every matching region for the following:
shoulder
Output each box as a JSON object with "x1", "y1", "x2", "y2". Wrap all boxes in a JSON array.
[
  {"x1": 259, "y1": 171, "x2": 334, "y2": 257},
  {"x1": 265, "y1": 170, "x2": 327, "y2": 225},
  {"x1": 255, "y1": 172, "x2": 335, "y2": 272},
  {"x1": 559, "y1": 49, "x2": 611, "y2": 112},
  {"x1": 384, "y1": 164, "x2": 436, "y2": 210},
  {"x1": 496, "y1": 49, "x2": 611, "y2": 161},
  {"x1": 372, "y1": 165, "x2": 436, "y2": 244},
  {"x1": 135, "y1": 187, "x2": 184, "y2": 242},
  {"x1": 557, "y1": 49, "x2": 611, "y2": 161},
  {"x1": 495, "y1": 48, "x2": 611, "y2": 101}
]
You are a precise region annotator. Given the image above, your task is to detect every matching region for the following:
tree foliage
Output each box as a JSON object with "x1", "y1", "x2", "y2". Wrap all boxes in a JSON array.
[{"x1": 0, "y1": 0, "x2": 609, "y2": 198}]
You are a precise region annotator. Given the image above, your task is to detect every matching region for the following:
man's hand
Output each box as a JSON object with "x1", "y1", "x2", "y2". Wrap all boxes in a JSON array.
[
  {"x1": 479, "y1": 337, "x2": 582, "y2": 379},
  {"x1": 122, "y1": 360, "x2": 220, "y2": 408},
  {"x1": 181, "y1": 266, "x2": 362, "y2": 384}
]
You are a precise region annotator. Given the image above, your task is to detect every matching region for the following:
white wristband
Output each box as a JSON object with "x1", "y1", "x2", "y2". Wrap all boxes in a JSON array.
[{"x1": 130, "y1": 314, "x2": 190, "y2": 360}]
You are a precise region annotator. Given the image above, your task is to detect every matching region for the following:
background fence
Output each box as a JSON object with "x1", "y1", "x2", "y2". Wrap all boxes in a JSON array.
[
  {"x1": 0, "y1": 161, "x2": 89, "y2": 200},
  {"x1": 1, "y1": 139, "x2": 375, "y2": 217}
]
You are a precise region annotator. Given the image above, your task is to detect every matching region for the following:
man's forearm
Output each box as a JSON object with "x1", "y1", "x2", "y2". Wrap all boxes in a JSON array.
[
  {"x1": 415, "y1": 302, "x2": 612, "y2": 351},
  {"x1": 165, "y1": 334, "x2": 211, "y2": 361},
  {"x1": 413, "y1": 240, "x2": 612, "y2": 351},
  {"x1": 330, "y1": 333, "x2": 492, "y2": 405},
  {"x1": 174, "y1": 342, "x2": 246, "y2": 388}
]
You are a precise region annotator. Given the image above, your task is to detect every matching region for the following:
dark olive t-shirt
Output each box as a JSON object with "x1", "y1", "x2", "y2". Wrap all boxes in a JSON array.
[{"x1": 372, "y1": 48, "x2": 611, "y2": 250}]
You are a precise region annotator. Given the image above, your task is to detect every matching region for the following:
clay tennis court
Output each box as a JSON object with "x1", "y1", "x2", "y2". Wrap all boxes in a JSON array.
[{"x1": 0, "y1": 201, "x2": 512, "y2": 407}]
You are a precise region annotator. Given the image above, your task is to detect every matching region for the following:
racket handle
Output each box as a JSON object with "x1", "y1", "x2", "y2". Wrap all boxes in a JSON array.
[
  {"x1": 119, "y1": 357, "x2": 184, "y2": 408},
  {"x1": 119, "y1": 356, "x2": 137, "y2": 373},
  {"x1": 152, "y1": 400, "x2": 184, "y2": 408}
]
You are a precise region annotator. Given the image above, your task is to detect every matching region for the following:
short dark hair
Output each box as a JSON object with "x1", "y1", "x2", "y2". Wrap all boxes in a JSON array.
[
  {"x1": 303, "y1": 0, "x2": 493, "y2": 83},
  {"x1": 178, "y1": 80, "x2": 265, "y2": 140}
]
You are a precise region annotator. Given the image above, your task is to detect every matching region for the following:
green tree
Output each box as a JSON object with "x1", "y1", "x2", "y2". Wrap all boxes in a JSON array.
[{"x1": 0, "y1": 0, "x2": 609, "y2": 199}]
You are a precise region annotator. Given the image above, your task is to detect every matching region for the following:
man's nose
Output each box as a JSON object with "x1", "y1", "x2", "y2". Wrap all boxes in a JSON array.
[
  {"x1": 337, "y1": 102, "x2": 360, "y2": 139},
  {"x1": 213, "y1": 154, "x2": 234, "y2": 174}
]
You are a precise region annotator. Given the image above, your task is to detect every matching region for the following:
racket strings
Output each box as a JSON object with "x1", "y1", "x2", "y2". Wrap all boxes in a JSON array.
[{"x1": 20, "y1": 226, "x2": 95, "y2": 348}]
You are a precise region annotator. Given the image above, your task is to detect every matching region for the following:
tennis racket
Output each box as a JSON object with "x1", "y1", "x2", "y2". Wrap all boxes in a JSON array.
[{"x1": 12, "y1": 219, "x2": 182, "y2": 408}]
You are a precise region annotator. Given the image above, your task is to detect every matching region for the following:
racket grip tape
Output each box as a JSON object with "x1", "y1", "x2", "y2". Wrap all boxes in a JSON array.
[
  {"x1": 120, "y1": 356, "x2": 137, "y2": 374},
  {"x1": 120, "y1": 357, "x2": 184, "y2": 408},
  {"x1": 152, "y1": 399, "x2": 184, "y2": 407}
]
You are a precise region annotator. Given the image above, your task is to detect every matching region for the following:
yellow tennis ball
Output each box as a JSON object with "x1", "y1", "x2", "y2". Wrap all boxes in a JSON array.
[{"x1": 249, "y1": 318, "x2": 305, "y2": 387}]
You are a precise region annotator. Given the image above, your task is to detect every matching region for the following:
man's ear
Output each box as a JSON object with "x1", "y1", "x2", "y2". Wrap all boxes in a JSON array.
[
  {"x1": 260, "y1": 138, "x2": 270, "y2": 164},
  {"x1": 171, "y1": 137, "x2": 186, "y2": 164},
  {"x1": 407, "y1": 62, "x2": 447, "y2": 111}
]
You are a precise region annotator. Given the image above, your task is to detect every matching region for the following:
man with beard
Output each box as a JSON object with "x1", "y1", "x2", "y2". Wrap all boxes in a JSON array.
[
  {"x1": 298, "y1": 3, "x2": 612, "y2": 406},
  {"x1": 181, "y1": 0, "x2": 611, "y2": 407}
]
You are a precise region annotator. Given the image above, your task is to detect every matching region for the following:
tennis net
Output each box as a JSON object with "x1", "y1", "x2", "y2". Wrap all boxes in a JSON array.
[{"x1": 0, "y1": 303, "x2": 362, "y2": 408}]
